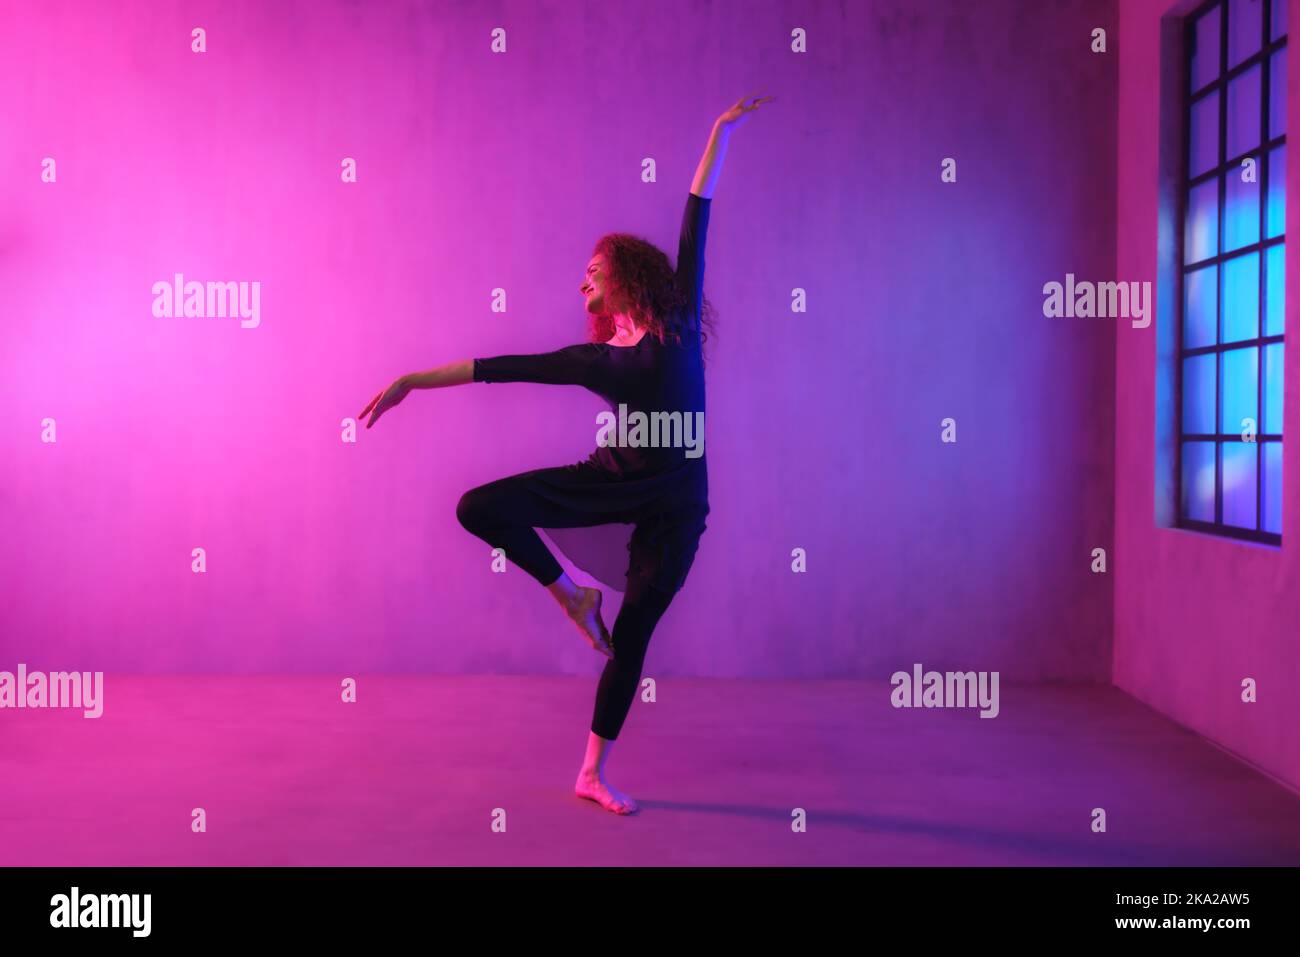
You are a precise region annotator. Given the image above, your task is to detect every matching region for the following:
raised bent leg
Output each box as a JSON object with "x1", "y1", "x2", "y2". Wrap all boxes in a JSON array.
[
  {"x1": 456, "y1": 466, "x2": 625, "y2": 655},
  {"x1": 456, "y1": 468, "x2": 608, "y2": 586}
]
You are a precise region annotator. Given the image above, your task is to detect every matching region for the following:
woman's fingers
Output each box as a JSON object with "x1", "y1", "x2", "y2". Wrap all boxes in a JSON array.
[
  {"x1": 359, "y1": 389, "x2": 382, "y2": 419},
  {"x1": 362, "y1": 389, "x2": 390, "y2": 427},
  {"x1": 361, "y1": 379, "x2": 411, "y2": 429},
  {"x1": 367, "y1": 387, "x2": 403, "y2": 428},
  {"x1": 720, "y1": 93, "x2": 776, "y2": 128}
]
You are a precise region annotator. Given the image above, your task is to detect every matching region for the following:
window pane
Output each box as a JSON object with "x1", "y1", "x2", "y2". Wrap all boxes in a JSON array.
[
  {"x1": 1270, "y1": 48, "x2": 1287, "y2": 140},
  {"x1": 1267, "y1": 144, "x2": 1286, "y2": 237},
  {"x1": 1186, "y1": 264, "x2": 1219, "y2": 348},
  {"x1": 1182, "y1": 441, "x2": 1217, "y2": 521},
  {"x1": 1263, "y1": 441, "x2": 1282, "y2": 533},
  {"x1": 1227, "y1": 64, "x2": 1262, "y2": 158},
  {"x1": 1225, "y1": 167, "x2": 1261, "y2": 250},
  {"x1": 1186, "y1": 178, "x2": 1220, "y2": 263},
  {"x1": 1222, "y1": 252, "x2": 1260, "y2": 342},
  {"x1": 1184, "y1": 353, "x2": 1217, "y2": 433},
  {"x1": 1191, "y1": 92, "x2": 1221, "y2": 176},
  {"x1": 1265, "y1": 242, "x2": 1285, "y2": 335},
  {"x1": 1222, "y1": 346, "x2": 1259, "y2": 433},
  {"x1": 1222, "y1": 440, "x2": 1258, "y2": 527},
  {"x1": 1272, "y1": 0, "x2": 1288, "y2": 40},
  {"x1": 1229, "y1": 0, "x2": 1264, "y2": 69},
  {"x1": 1192, "y1": 7, "x2": 1223, "y2": 91},
  {"x1": 1263, "y1": 342, "x2": 1284, "y2": 433}
]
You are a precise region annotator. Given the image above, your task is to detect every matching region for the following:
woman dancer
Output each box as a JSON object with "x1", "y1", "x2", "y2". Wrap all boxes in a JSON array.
[{"x1": 360, "y1": 94, "x2": 773, "y2": 815}]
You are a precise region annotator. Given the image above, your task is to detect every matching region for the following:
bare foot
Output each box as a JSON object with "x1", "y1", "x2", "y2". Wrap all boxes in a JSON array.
[
  {"x1": 563, "y1": 586, "x2": 614, "y2": 658},
  {"x1": 574, "y1": 770, "x2": 639, "y2": 814}
]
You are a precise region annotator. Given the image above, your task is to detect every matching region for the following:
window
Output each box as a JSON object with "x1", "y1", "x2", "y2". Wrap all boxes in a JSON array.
[{"x1": 1179, "y1": 0, "x2": 1287, "y2": 542}]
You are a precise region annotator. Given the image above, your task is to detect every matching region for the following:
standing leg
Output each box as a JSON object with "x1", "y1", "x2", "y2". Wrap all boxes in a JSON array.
[
  {"x1": 574, "y1": 509, "x2": 706, "y2": 815},
  {"x1": 591, "y1": 583, "x2": 676, "y2": 741},
  {"x1": 574, "y1": 576, "x2": 676, "y2": 815}
]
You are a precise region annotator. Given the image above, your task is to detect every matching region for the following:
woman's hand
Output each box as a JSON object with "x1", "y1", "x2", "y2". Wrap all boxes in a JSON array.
[
  {"x1": 714, "y1": 92, "x2": 776, "y2": 133},
  {"x1": 358, "y1": 376, "x2": 412, "y2": 429},
  {"x1": 691, "y1": 93, "x2": 776, "y2": 198}
]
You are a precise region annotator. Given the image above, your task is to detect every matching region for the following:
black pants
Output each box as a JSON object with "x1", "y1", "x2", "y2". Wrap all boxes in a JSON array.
[{"x1": 456, "y1": 466, "x2": 697, "y2": 740}]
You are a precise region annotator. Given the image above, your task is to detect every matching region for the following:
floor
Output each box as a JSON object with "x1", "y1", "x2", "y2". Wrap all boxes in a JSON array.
[{"x1": 3, "y1": 675, "x2": 1298, "y2": 866}]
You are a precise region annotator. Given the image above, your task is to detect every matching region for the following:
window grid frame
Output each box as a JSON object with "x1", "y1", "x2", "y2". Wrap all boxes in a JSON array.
[{"x1": 1176, "y1": 0, "x2": 1286, "y2": 545}]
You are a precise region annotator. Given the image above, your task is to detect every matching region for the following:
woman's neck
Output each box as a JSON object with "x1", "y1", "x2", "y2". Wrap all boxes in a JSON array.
[{"x1": 608, "y1": 318, "x2": 648, "y2": 348}]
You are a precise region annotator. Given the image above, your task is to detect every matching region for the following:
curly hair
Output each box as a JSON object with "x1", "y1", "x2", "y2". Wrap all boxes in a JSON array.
[{"x1": 586, "y1": 232, "x2": 717, "y2": 351}]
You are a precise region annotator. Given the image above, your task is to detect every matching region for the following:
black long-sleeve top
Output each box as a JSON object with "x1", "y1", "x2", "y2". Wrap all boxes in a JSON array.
[{"x1": 473, "y1": 192, "x2": 711, "y2": 490}]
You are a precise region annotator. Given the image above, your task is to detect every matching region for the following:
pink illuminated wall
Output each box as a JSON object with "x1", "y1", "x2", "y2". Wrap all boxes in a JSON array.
[
  {"x1": 1, "y1": 0, "x2": 1117, "y2": 681},
  {"x1": 1114, "y1": 0, "x2": 1300, "y2": 790}
]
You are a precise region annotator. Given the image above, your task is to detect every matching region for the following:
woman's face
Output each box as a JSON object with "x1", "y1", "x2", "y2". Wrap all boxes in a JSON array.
[{"x1": 581, "y1": 253, "x2": 620, "y2": 316}]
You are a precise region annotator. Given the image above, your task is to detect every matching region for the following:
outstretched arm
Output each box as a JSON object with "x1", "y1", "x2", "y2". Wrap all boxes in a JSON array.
[
  {"x1": 404, "y1": 360, "x2": 474, "y2": 390},
  {"x1": 359, "y1": 345, "x2": 599, "y2": 429},
  {"x1": 358, "y1": 359, "x2": 473, "y2": 429},
  {"x1": 689, "y1": 93, "x2": 776, "y2": 198}
]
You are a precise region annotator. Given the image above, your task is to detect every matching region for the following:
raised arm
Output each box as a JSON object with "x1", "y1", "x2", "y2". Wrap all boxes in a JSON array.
[
  {"x1": 688, "y1": 93, "x2": 776, "y2": 199},
  {"x1": 676, "y1": 192, "x2": 711, "y2": 329},
  {"x1": 678, "y1": 96, "x2": 773, "y2": 328}
]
